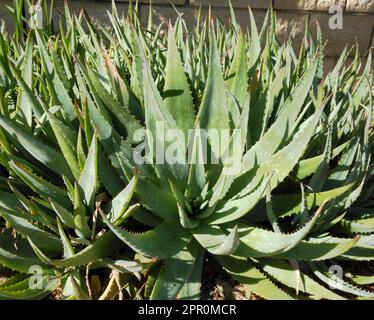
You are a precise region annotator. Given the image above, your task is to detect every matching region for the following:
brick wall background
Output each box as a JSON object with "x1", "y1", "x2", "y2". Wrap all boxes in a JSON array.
[{"x1": 1, "y1": 1, "x2": 374, "y2": 70}]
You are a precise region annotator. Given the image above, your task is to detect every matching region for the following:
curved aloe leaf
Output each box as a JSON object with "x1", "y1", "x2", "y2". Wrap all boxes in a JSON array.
[{"x1": 102, "y1": 213, "x2": 192, "y2": 259}]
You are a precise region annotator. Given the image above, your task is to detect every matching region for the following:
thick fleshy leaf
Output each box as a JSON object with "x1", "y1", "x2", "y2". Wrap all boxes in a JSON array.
[
  {"x1": 169, "y1": 180, "x2": 199, "y2": 229},
  {"x1": 150, "y1": 242, "x2": 201, "y2": 300},
  {"x1": 310, "y1": 262, "x2": 374, "y2": 298},
  {"x1": 142, "y1": 37, "x2": 189, "y2": 189},
  {"x1": 46, "y1": 110, "x2": 80, "y2": 180},
  {"x1": 185, "y1": 124, "x2": 207, "y2": 200},
  {"x1": 195, "y1": 31, "x2": 230, "y2": 159},
  {"x1": 235, "y1": 208, "x2": 321, "y2": 257},
  {"x1": 0, "y1": 275, "x2": 59, "y2": 300},
  {"x1": 217, "y1": 255, "x2": 294, "y2": 300},
  {"x1": 16, "y1": 32, "x2": 34, "y2": 128},
  {"x1": 78, "y1": 133, "x2": 98, "y2": 209},
  {"x1": 177, "y1": 246, "x2": 205, "y2": 300},
  {"x1": 164, "y1": 25, "x2": 195, "y2": 141},
  {"x1": 109, "y1": 170, "x2": 138, "y2": 224},
  {"x1": 35, "y1": 31, "x2": 76, "y2": 121},
  {"x1": 101, "y1": 213, "x2": 191, "y2": 259},
  {"x1": 258, "y1": 259, "x2": 345, "y2": 300},
  {"x1": 208, "y1": 109, "x2": 323, "y2": 225},
  {"x1": 9, "y1": 161, "x2": 70, "y2": 209},
  {"x1": 84, "y1": 65, "x2": 143, "y2": 142},
  {"x1": 0, "y1": 208, "x2": 61, "y2": 255},
  {"x1": 240, "y1": 57, "x2": 318, "y2": 174},
  {"x1": 0, "y1": 231, "x2": 50, "y2": 273},
  {"x1": 226, "y1": 31, "x2": 248, "y2": 118},
  {"x1": 32, "y1": 232, "x2": 123, "y2": 268},
  {"x1": 0, "y1": 115, "x2": 72, "y2": 179},
  {"x1": 272, "y1": 237, "x2": 359, "y2": 261}
]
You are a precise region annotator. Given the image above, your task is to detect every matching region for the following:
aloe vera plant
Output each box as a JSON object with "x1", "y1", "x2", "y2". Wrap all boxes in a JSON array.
[{"x1": 0, "y1": 0, "x2": 373, "y2": 300}]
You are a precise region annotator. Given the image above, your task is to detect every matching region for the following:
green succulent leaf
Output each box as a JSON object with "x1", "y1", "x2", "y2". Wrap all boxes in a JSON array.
[
  {"x1": 151, "y1": 242, "x2": 202, "y2": 300},
  {"x1": 101, "y1": 213, "x2": 192, "y2": 259},
  {"x1": 218, "y1": 255, "x2": 295, "y2": 300},
  {"x1": 0, "y1": 115, "x2": 72, "y2": 179},
  {"x1": 78, "y1": 132, "x2": 98, "y2": 209}
]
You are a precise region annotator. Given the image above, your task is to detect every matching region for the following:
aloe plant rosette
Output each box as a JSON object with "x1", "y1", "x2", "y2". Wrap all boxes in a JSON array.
[{"x1": 0, "y1": 0, "x2": 373, "y2": 300}]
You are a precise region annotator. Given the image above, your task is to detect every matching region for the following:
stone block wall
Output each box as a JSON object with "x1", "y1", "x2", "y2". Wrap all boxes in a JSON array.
[{"x1": 1, "y1": 1, "x2": 374, "y2": 71}]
